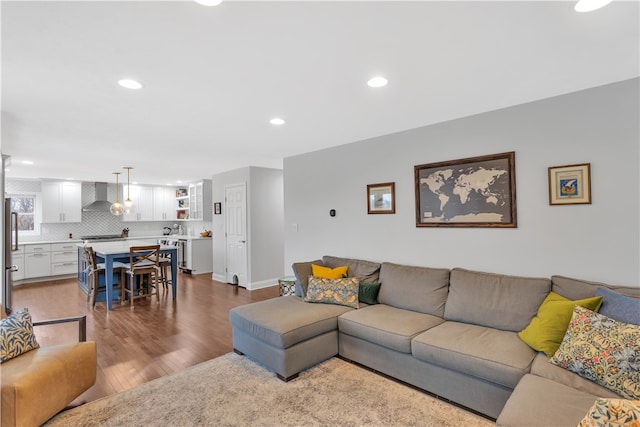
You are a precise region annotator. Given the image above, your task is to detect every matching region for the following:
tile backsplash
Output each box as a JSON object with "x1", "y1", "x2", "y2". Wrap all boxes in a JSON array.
[{"x1": 7, "y1": 179, "x2": 211, "y2": 242}]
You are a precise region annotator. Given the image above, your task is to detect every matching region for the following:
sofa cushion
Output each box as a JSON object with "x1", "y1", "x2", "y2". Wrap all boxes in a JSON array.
[
  {"x1": 550, "y1": 306, "x2": 640, "y2": 400},
  {"x1": 518, "y1": 291, "x2": 603, "y2": 357},
  {"x1": 292, "y1": 259, "x2": 323, "y2": 297},
  {"x1": 444, "y1": 268, "x2": 550, "y2": 332},
  {"x1": 0, "y1": 309, "x2": 40, "y2": 363},
  {"x1": 338, "y1": 304, "x2": 443, "y2": 354},
  {"x1": 322, "y1": 256, "x2": 381, "y2": 284},
  {"x1": 377, "y1": 262, "x2": 450, "y2": 316},
  {"x1": 551, "y1": 275, "x2": 640, "y2": 300},
  {"x1": 496, "y1": 374, "x2": 602, "y2": 427},
  {"x1": 412, "y1": 321, "x2": 536, "y2": 389},
  {"x1": 230, "y1": 296, "x2": 353, "y2": 349},
  {"x1": 530, "y1": 353, "x2": 621, "y2": 398},
  {"x1": 595, "y1": 287, "x2": 640, "y2": 325},
  {"x1": 304, "y1": 276, "x2": 360, "y2": 308}
]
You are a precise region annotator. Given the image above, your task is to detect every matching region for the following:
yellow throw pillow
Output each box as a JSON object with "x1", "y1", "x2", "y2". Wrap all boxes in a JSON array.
[
  {"x1": 311, "y1": 264, "x2": 348, "y2": 279},
  {"x1": 518, "y1": 291, "x2": 603, "y2": 357}
]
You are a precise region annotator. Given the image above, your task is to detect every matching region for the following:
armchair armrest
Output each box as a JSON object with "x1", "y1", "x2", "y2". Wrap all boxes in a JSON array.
[{"x1": 33, "y1": 315, "x2": 87, "y2": 342}]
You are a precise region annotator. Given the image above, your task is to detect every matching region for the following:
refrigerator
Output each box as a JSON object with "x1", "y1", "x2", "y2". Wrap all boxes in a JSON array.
[{"x1": 3, "y1": 197, "x2": 18, "y2": 315}]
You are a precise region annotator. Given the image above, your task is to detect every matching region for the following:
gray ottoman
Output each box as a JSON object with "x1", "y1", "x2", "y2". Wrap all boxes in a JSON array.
[{"x1": 229, "y1": 296, "x2": 353, "y2": 380}]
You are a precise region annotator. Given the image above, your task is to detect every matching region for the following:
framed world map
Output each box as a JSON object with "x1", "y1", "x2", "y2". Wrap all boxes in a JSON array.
[{"x1": 414, "y1": 152, "x2": 517, "y2": 228}]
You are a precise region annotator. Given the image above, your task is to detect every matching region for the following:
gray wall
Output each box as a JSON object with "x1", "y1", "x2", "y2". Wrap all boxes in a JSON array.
[
  {"x1": 211, "y1": 166, "x2": 284, "y2": 289},
  {"x1": 283, "y1": 78, "x2": 640, "y2": 287}
]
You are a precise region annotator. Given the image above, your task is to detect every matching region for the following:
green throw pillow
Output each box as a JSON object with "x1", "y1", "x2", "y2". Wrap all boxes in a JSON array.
[
  {"x1": 359, "y1": 282, "x2": 381, "y2": 305},
  {"x1": 518, "y1": 291, "x2": 603, "y2": 357}
]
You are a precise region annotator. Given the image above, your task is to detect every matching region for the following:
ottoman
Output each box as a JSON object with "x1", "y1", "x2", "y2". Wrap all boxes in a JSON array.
[{"x1": 230, "y1": 296, "x2": 353, "y2": 380}]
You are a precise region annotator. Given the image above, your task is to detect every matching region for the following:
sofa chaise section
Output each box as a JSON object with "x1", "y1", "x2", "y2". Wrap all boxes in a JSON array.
[{"x1": 229, "y1": 295, "x2": 353, "y2": 381}]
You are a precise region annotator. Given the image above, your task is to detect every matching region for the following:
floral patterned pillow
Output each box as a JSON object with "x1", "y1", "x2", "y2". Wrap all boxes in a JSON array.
[
  {"x1": 550, "y1": 306, "x2": 640, "y2": 399},
  {"x1": 578, "y1": 398, "x2": 640, "y2": 427},
  {"x1": 304, "y1": 276, "x2": 360, "y2": 308},
  {"x1": 0, "y1": 308, "x2": 40, "y2": 363}
]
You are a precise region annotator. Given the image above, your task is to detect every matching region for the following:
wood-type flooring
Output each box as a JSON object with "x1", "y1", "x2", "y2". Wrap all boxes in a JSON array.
[{"x1": 11, "y1": 273, "x2": 279, "y2": 404}]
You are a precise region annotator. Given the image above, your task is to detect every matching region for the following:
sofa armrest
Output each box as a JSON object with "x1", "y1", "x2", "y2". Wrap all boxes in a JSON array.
[{"x1": 33, "y1": 315, "x2": 87, "y2": 342}]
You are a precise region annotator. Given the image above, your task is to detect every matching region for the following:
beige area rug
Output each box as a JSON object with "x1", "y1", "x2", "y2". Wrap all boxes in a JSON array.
[{"x1": 46, "y1": 353, "x2": 494, "y2": 427}]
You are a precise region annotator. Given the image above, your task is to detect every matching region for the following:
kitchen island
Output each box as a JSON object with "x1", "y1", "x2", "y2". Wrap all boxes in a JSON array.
[{"x1": 77, "y1": 240, "x2": 178, "y2": 310}]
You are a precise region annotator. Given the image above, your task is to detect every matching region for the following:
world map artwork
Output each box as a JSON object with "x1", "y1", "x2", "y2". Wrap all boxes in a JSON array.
[{"x1": 417, "y1": 157, "x2": 513, "y2": 224}]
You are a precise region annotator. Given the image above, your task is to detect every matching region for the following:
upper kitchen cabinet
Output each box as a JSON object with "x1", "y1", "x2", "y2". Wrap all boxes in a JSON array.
[
  {"x1": 122, "y1": 185, "x2": 154, "y2": 222},
  {"x1": 41, "y1": 181, "x2": 82, "y2": 223},
  {"x1": 153, "y1": 186, "x2": 176, "y2": 221},
  {"x1": 188, "y1": 180, "x2": 212, "y2": 221}
]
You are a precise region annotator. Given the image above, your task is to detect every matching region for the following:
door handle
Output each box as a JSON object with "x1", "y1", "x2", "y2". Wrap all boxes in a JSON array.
[{"x1": 239, "y1": 240, "x2": 246, "y2": 243}]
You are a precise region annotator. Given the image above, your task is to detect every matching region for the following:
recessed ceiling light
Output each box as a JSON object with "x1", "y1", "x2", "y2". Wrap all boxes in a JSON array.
[
  {"x1": 21, "y1": 160, "x2": 34, "y2": 165},
  {"x1": 367, "y1": 76, "x2": 388, "y2": 88},
  {"x1": 118, "y1": 79, "x2": 143, "y2": 90},
  {"x1": 270, "y1": 118, "x2": 286, "y2": 125},
  {"x1": 194, "y1": 0, "x2": 223, "y2": 6},
  {"x1": 574, "y1": 0, "x2": 613, "y2": 12}
]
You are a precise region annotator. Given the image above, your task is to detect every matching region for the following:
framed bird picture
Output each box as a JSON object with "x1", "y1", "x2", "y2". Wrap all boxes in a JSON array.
[{"x1": 548, "y1": 163, "x2": 591, "y2": 205}]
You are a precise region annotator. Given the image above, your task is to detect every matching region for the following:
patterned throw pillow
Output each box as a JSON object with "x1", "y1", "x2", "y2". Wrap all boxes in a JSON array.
[
  {"x1": 578, "y1": 398, "x2": 640, "y2": 427},
  {"x1": 550, "y1": 306, "x2": 640, "y2": 399},
  {"x1": 304, "y1": 276, "x2": 359, "y2": 308},
  {"x1": 0, "y1": 308, "x2": 40, "y2": 363}
]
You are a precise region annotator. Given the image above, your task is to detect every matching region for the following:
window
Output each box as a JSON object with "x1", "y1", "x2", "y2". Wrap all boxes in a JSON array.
[{"x1": 9, "y1": 193, "x2": 41, "y2": 235}]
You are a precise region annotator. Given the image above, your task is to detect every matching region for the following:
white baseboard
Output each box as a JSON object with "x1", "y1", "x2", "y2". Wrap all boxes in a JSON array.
[
  {"x1": 210, "y1": 273, "x2": 277, "y2": 290},
  {"x1": 245, "y1": 278, "x2": 278, "y2": 291},
  {"x1": 212, "y1": 273, "x2": 226, "y2": 282}
]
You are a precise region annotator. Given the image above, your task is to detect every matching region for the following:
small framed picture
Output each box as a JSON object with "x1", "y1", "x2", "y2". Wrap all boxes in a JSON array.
[
  {"x1": 367, "y1": 182, "x2": 395, "y2": 214},
  {"x1": 548, "y1": 163, "x2": 591, "y2": 205},
  {"x1": 214, "y1": 202, "x2": 222, "y2": 215}
]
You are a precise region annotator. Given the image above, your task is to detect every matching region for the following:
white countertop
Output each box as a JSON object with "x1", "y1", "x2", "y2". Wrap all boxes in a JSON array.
[
  {"x1": 19, "y1": 239, "x2": 83, "y2": 246},
  {"x1": 79, "y1": 239, "x2": 179, "y2": 255},
  {"x1": 127, "y1": 235, "x2": 212, "y2": 240}
]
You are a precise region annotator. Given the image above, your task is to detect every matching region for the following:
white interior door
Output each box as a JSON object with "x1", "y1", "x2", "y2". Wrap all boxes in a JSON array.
[{"x1": 225, "y1": 183, "x2": 247, "y2": 285}]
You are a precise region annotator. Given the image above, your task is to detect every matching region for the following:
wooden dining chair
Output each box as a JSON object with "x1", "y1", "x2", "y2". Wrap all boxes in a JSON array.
[
  {"x1": 83, "y1": 246, "x2": 126, "y2": 308},
  {"x1": 123, "y1": 245, "x2": 161, "y2": 307}
]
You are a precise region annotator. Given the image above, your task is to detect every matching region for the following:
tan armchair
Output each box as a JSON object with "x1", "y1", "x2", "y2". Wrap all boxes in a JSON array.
[{"x1": 1, "y1": 308, "x2": 97, "y2": 427}]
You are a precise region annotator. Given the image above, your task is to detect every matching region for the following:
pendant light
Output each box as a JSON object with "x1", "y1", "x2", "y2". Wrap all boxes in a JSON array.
[
  {"x1": 123, "y1": 166, "x2": 136, "y2": 215},
  {"x1": 110, "y1": 172, "x2": 124, "y2": 216}
]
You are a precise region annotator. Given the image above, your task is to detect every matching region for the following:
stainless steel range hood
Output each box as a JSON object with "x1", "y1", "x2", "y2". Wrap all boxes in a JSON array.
[{"x1": 82, "y1": 182, "x2": 112, "y2": 212}]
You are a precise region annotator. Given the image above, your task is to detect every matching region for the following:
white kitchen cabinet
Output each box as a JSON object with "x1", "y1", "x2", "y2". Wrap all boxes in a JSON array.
[
  {"x1": 122, "y1": 185, "x2": 154, "y2": 222},
  {"x1": 11, "y1": 245, "x2": 24, "y2": 281},
  {"x1": 178, "y1": 238, "x2": 213, "y2": 274},
  {"x1": 153, "y1": 186, "x2": 176, "y2": 221},
  {"x1": 41, "y1": 181, "x2": 82, "y2": 223},
  {"x1": 24, "y1": 244, "x2": 51, "y2": 278},
  {"x1": 50, "y1": 242, "x2": 79, "y2": 275},
  {"x1": 187, "y1": 180, "x2": 212, "y2": 221}
]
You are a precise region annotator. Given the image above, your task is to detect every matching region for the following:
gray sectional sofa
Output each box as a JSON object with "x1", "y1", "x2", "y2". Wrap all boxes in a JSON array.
[{"x1": 229, "y1": 255, "x2": 640, "y2": 426}]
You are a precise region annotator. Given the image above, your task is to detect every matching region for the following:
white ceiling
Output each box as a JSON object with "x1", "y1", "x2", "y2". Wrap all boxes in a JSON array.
[{"x1": 2, "y1": 0, "x2": 638, "y2": 186}]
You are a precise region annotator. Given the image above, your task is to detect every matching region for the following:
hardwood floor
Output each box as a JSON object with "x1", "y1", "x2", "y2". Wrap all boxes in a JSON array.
[{"x1": 11, "y1": 273, "x2": 279, "y2": 405}]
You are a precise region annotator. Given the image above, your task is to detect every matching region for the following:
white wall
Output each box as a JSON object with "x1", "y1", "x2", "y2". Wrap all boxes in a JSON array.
[
  {"x1": 283, "y1": 78, "x2": 640, "y2": 287},
  {"x1": 249, "y1": 167, "x2": 284, "y2": 285},
  {"x1": 211, "y1": 166, "x2": 284, "y2": 289}
]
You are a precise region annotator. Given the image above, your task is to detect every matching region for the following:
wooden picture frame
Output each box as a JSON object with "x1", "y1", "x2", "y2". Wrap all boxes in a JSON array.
[
  {"x1": 367, "y1": 182, "x2": 395, "y2": 214},
  {"x1": 548, "y1": 163, "x2": 591, "y2": 205},
  {"x1": 414, "y1": 151, "x2": 517, "y2": 227},
  {"x1": 214, "y1": 202, "x2": 222, "y2": 215}
]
